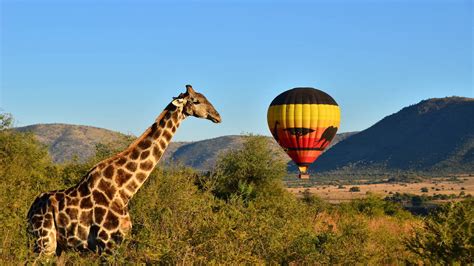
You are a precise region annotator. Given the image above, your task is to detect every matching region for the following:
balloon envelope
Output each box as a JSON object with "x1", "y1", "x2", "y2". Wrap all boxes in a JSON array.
[{"x1": 267, "y1": 87, "x2": 341, "y2": 176}]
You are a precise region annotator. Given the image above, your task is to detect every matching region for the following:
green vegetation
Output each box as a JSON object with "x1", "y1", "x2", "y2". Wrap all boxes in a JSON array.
[
  {"x1": 0, "y1": 115, "x2": 472, "y2": 264},
  {"x1": 386, "y1": 192, "x2": 470, "y2": 205},
  {"x1": 406, "y1": 199, "x2": 473, "y2": 264}
]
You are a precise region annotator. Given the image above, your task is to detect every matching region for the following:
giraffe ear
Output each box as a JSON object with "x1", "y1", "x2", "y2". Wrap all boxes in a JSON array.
[{"x1": 171, "y1": 98, "x2": 185, "y2": 107}]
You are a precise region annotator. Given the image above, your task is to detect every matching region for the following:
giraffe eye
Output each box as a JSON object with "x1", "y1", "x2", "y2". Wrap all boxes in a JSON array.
[{"x1": 192, "y1": 99, "x2": 200, "y2": 104}]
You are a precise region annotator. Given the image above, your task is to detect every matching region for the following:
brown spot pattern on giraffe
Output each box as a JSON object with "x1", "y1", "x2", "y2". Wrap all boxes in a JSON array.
[
  {"x1": 77, "y1": 226, "x2": 88, "y2": 240},
  {"x1": 149, "y1": 122, "x2": 158, "y2": 135},
  {"x1": 152, "y1": 146, "x2": 162, "y2": 160},
  {"x1": 93, "y1": 191, "x2": 109, "y2": 206},
  {"x1": 58, "y1": 213, "x2": 69, "y2": 227},
  {"x1": 66, "y1": 197, "x2": 79, "y2": 206},
  {"x1": 136, "y1": 172, "x2": 147, "y2": 183},
  {"x1": 79, "y1": 210, "x2": 92, "y2": 225},
  {"x1": 80, "y1": 197, "x2": 93, "y2": 209},
  {"x1": 140, "y1": 161, "x2": 153, "y2": 171},
  {"x1": 68, "y1": 190, "x2": 78, "y2": 197},
  {"x1": 119, "y1": 191, "x2": 130, "y2": 203},
  {"x1": 94, "y1": 207, "x2": 107, "y2": 224},
  {"x1": 110, "y1": 201, "x2": 124, "y2": 215},
  {"x1": 78, "y1": 182, "x2": 90, "y2": 196},
  {"x1": 163, "y1": 130, "x2": 172, "y2": 141},
  {"x1": 103, "y1": 165, "x2": 114, "y2": 179},
  {"x1": 116, "y1": 169, "x2": 131, "y2": 187},
  {"x1": 67, "y1": 223, "x2": 77, "y2": 236},
  {"x1": 55, "y1": 193, "x2": 65, "y2": 202},
  {"x1": 138, "y1": 139, "x2": 152, "y2": 150},
  {"x1": 140, "y1": 150, "x2": 150, "y2": 160},
  {"x1": 89, "y1": 171, "x2": 101, "y2": 188},
  {"x1": 116, "y1": 157, "x2": 127, "y2": 166},
  {"x1": 126, "y1": 180, "x2": 139, "y2": 192},
  {"x1": 43, "y1": 217, "x2": 53, "y2": 228},
  {"x1": 58, "y1": 199, "x2": 65, "y2": 211},
  {"x1": 98, "y1": 179, "x2": 116, "y2": 199},
  {"x1": 103, "y1": 212, "x2": 119, "y2": 230},
  {"x1": 153, "y1": 128, "x2": 162, "y2": 139},
  {"x1": 125, "y1": 161, "x2": 137, "y2": 172},
  {"x1": 67, "y1": 208, "x2": 79, "y2": 220},
  {"x1": 130, "y1": 149, "x2": 140, "y2": 160},
  {"x1": 159, "y1": 139, "x2": 166, "y2": 150}
]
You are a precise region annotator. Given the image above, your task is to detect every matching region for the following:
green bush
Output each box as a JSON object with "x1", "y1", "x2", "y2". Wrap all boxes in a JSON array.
[
  {"x1": 344, "y1": 195, "x2": 410, "y2": 218},
  {"x1": 211, "y1": 135, "x2": 287, "y2": 201},
  {"x1": 0, "y1": 128, "x2": 59, "y2": 262},
  {"x1": 406, "y1": 198, "x2": 474, "y2": 264}
]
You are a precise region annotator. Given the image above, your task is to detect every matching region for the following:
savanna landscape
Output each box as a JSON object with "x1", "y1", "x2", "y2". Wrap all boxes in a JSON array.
[
  {"x1": 0, "y1": 104, "x2": 473, "y2": 264},
  {"x1": 1, "y1": 0, "x2": 472, "y2": 264}
]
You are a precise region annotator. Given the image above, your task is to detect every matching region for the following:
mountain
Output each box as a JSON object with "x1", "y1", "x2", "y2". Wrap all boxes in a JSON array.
[
  {"x1": 312, "y1": 97, "x2": 474, "y2": 173},
  {"x1": 12, "y1": 97, "x2": 474, "y2": 173},
  {"x1": 14, "y1": 124, "x2": 133, "y2": 163},
  {"x1": 169, "y1": 132, "x2": 357, "y2": 170},
  {"x1": 14, "y1": 123, "x2": 355, "y2": 170}
]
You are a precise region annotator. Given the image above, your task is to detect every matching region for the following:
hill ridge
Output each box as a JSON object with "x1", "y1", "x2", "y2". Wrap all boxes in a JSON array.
[
  {"x1": 14, "y1": 124, "x2": 355, "y2": 170},
  {"x1": 313, "y1": 96, "x2": 474, "y2": 173}
]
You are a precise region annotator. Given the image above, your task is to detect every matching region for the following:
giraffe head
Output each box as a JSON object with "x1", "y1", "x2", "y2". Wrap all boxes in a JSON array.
[{"x1": 173, "y1": 85, "x2": 222, "y2": 123}]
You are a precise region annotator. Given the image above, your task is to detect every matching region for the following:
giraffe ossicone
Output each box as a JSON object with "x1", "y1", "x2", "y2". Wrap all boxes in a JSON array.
[{"x1": 27, "y1": 85, "x2": 221, "y2": 256}]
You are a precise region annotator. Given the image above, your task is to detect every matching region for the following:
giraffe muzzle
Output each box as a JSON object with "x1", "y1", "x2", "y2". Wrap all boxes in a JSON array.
[{"x1": 208, "y1": 114, "x2": 222, "y2": 123}]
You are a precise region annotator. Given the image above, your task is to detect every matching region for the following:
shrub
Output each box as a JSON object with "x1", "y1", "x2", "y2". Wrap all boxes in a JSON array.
[
  {"x1": 211, "y1": 135, "x2": 287, "y2": 201},
  {"x1": 0, "y1": 128, "x2": 59, "y2": 262},
  {"x1": 349, "y1": 186, "x2": 360, "y2": 192},
  {"x1": 406, "y1": 198, "x2": 474, "y2": 264}
]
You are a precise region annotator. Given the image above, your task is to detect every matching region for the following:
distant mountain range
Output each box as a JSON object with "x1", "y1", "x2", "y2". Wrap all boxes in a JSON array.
[
  {"x1": 313, "y1": 97, "x2": 474, "y2": 173},
  {"x1": 13, "y1": 96, "x2": 474, "y2": 173},
  {"x1": 13, "y1": 124, "x2": 354, "y2": 171}
]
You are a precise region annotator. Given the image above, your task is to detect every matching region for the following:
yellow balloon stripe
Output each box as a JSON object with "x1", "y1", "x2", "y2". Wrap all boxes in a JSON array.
[{"x1": 267, "y1": 104, "x2": 341, "y2": 129}]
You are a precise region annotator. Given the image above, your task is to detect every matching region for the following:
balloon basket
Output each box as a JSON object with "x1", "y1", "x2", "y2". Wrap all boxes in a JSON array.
[
  {"x1": 297, "y1": 165, "x2": 309, "y2": 179},
  {"x1": 298, "y1": 173, "x2": 310, "y2": 179}
]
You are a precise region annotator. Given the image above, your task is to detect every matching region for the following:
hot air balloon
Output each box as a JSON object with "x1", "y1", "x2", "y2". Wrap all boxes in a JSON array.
[{"x1": 267, "y1": 87, "x2": 341, "y2": 179}]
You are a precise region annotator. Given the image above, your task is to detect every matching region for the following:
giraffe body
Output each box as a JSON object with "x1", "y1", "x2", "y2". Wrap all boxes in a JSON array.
[{"x1": 27, "y1": 85, "x2": 221, "y2": 255}]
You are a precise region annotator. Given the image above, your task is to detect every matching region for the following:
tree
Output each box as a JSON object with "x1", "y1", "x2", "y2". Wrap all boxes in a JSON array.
[
  {"x1": 406, "y1": 199, "x2": 473, "y2": 264},
  {"x1": 0, "y1": 113, "x2": 13, "y2": 130},
  {"x1": 211, "y1": 135, "x2": 287, "y2": 201}
]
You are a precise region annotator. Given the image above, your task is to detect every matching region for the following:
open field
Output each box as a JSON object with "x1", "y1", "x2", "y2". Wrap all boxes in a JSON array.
[{"x1": 287, "y1": 175, "x2": 474, "y2": 203}]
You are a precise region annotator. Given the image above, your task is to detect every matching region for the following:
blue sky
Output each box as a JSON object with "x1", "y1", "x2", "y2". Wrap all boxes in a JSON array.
[{"x1": 1, "y1": 0, "x2": 472, "y2": 141}]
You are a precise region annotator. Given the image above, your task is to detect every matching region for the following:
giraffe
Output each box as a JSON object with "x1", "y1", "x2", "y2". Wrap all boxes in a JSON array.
[{"x1": 27, "y1": 85, "x2": 221, "y2": 256}]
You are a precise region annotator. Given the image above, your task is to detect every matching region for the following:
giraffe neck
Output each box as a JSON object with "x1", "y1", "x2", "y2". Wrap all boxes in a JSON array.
[{"x1": 88, "y1": 103, "x2": 186, "y2": 205}]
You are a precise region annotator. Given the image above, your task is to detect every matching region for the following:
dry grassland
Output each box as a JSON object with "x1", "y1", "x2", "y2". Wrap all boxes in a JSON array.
[{"x1": 288, "y1": 175, "x2": 474, "y2": 203}]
